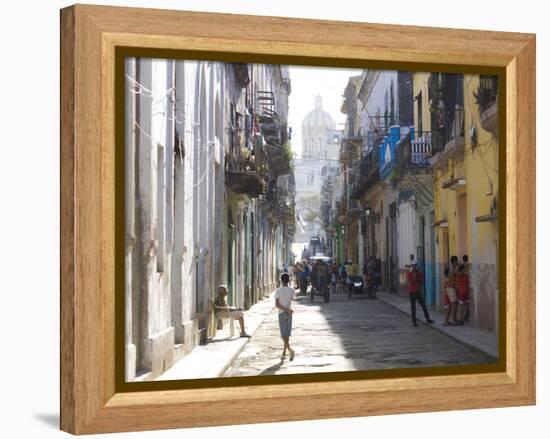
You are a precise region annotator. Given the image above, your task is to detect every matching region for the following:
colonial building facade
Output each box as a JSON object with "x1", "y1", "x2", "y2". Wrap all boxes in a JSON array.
[
  {"x1": 321, "y1": 68, "x2": 499, "y2": 334},
  {"x1": 124, "y1": 59, "x2": 295, "y2": 381}
]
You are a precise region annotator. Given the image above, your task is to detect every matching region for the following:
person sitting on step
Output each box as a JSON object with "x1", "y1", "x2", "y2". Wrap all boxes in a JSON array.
[{"x1": 214, "y1": 285, "x2": 251, "y2": 338}]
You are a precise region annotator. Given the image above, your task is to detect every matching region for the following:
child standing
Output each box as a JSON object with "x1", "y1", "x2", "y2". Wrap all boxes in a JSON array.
[
  {"x1": 442, "y1": 267, "x2": 455, "y2": 326},
  {"x1": 455, "y1": 264, "x2": 470, "y2": 325}
]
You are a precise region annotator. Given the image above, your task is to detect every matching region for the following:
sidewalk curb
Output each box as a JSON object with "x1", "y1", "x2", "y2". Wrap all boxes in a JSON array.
[
  {"x1": 157, "y1": 292, "x2": 277, "y2": 381},
  {"x1": 210, "y1": 338, "x2": 249, "y2": 378},
  {"x1": 377, "y1": 293, "x2": 498, "y2": 360},
  {"x1": 213, "y1": 295, "x2": 276, "y2": 377}
]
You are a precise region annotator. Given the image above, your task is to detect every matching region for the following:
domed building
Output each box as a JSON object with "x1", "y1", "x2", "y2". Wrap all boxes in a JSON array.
[
  {"x1": 293, "y1": 95, "x2": 343, "y2": 246},
  {"x1": 301, "y1": 95, "x2": 338, "y2": 159}
]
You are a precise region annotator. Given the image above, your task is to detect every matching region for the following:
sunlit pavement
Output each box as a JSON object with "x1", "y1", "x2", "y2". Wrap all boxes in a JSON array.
[{"x1": 224, "y1": 289, "x2": 496, "y2": 376}]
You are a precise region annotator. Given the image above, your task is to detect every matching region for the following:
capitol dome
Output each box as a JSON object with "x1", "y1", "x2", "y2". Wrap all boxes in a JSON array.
[
  {"x1": 302, "y1": 95, "x2": 336, "y2": 131},
  {"x1": 301, "y1": 95, "x2": 337, "y2": 160}
]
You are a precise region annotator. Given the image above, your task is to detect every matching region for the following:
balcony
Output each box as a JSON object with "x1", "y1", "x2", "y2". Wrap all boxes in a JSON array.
[
  {"x1": 257, "y1": 90, "x2": 278, "y2": 119},
  {"x1": 350, "y1": 147, "x2": 380, "y2": 199},
  {"x1": 225, "y1": 168, "x2": 266, "y2": 198},
  {"x1": 275, "y1": 204, "x2": 296, "y2": 224},
  {"x1": 265, "y1": 184, "x2": 295, "y2": 224},
  {"x1": 480, "y1": 101, "x2": 498, "y2": 137},
  {"x1": 390, "y1": 128, "x2": 433, "y2": 179},
  {"x1": 339, "y1": 137, "x2": 362, "y2": 165},
  {"x1": 225, "y1": 127, "x2": 266, "y2": 198},
  {"x1": 225, "y1": 105, "x2": 272, "y2": 198},
  {"x1": 337, "y1": 196, "x2": 362, "y2": 225},
  {"x1": 259, "y1": 118, "x2": 281, "y2": 144},
  {"x1": 476, "y1": 76, "x2": 499, "y2": 136},
  {"x1": 256, "y1": 97, "x2": 292, "y2": 177},
  {"x1": 386, "y1": 128, "x2": 434, "y2": 209},
  {"x1": 389, "y1": 129, "x2": 433, "y2": 180},
  {"x1": 264, "y1": 142, "x2": 292, "y2": 176},
  {"x1": 407, "y1": 129, "x2": 433, "y2": 167},
  {"x1": 225, "y1": 153, "x2": 266, "y2": 198},
  {"x1": 430, "y1": 105, "x2": 465, "y2": 170}
]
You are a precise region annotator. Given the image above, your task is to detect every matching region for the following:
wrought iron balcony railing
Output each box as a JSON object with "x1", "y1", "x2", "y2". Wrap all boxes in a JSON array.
[
  {"x1": 387, "y1": 128, "x2": 434, "y2": 187},
  {"x1": 225, "y1": 169, "x2": 266, "y2": 198},
  {"x1": 349, "y1": 146, "x2": 380, "y2": 199},
  {"x1": 407, "y1": 129, "x2": 433, "y2": 167},
  {"x1": 225, "y1": 137, "x2": 266, "y2": 198},
  {"x1": 431, "y1": 105, "x2": 465, "y2": 152},
  {"x1": 265, "y1": 182, "x2": 295, "y2": 219}
]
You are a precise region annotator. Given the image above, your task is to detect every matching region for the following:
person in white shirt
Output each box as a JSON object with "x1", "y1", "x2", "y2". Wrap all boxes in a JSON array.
[{"x1": 274, "y1": 273, "x2": 296, "y2": 361}]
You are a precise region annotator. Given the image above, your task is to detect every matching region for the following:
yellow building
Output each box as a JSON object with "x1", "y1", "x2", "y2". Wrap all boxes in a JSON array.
[{"x1": 430, "y1": 73, "x2": 499, "y2": 332}]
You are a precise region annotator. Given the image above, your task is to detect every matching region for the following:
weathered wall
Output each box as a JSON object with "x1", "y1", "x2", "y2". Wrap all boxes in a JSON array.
[
  {"x1": 125, "y1": 60, "x2": 292, "y2": 381},
  {"x1": 126, "y1": 59, "x2": 230, "y2": 380},
  {"x1": 431, "y1": 74, "x2": 499, "y2": 332},
  {"x1": 412, "y1": 72, "x2": 436, "y2": 307},
  {"x1": 464, "y1": 74, "x2": 499, "y2": 332}
]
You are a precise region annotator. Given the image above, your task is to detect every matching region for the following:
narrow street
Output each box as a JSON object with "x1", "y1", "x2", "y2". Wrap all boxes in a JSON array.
[
  {"x1": 225, "y1": 289, "x2": 495, "y2": 376},
  {"x1": 123, "y1": 58, "x2": 501, "y2": 382}
]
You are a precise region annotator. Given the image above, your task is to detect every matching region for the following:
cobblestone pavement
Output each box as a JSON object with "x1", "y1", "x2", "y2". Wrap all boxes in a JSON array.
[{"x1": 224, "y1": 290, "x2": 496, "y2": 376}]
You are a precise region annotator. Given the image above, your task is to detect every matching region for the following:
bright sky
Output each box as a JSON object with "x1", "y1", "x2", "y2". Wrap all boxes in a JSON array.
[{"x1": 287, "y1": 65, "x2": 363, "y2": 157}]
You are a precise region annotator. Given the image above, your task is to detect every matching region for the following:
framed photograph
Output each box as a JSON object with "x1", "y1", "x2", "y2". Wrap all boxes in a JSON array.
[{"x1": 60, "y1": 4, "x2": 535, "y2": 434}]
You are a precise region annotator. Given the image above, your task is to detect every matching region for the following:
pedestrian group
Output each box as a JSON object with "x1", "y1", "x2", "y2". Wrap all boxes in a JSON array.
[
  {"x1": 212, "y1": 252, "x2": 472, "y2": 365},
  {"x1": 442, "y1": 255, "x2": 471, "y2": 326}
]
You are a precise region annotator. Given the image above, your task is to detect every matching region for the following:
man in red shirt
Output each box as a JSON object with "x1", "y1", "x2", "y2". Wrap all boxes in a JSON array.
[{"x1": 407, "y1": 263, "x2": 434, "y2": 327}]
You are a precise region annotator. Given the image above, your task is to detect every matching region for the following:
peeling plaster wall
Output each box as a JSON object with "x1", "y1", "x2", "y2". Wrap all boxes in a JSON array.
[
  {"x1": 431, "y1": 74, "x2": 499, "y2": 333},
  {"x1": 125, "y1": 59, "x2": 228, "y2": 380},
  {"x1": 464, "y1": 74, "x2": 499, "y2": 333},
  {"x1": 125, "y1": 60, "x2": 291, "y2": 381}
]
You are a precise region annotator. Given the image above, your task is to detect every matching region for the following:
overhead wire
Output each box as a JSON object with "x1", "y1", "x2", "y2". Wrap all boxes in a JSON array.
[{"x1": 127, "y1": 72, "x2": 222, "y2": 198}]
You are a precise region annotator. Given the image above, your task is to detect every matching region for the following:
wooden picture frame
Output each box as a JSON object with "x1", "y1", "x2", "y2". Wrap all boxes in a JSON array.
[{"x1": 60, "y1": 4, "x2": 535, "y2": 434}]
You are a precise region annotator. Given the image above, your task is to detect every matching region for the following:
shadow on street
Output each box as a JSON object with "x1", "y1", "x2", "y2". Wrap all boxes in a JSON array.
[
  {"x1": 260, "y1": 360, "x2": 285, "y2": 375},
  {"x1": 290, "y1": 289, "x2": 496, "y2": 371}
]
